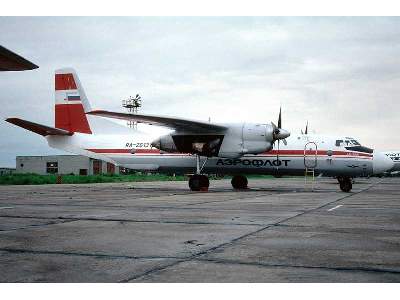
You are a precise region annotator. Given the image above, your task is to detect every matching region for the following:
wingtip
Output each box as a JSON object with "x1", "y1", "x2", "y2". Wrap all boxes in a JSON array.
[{"x1": 5, "y1": 117, "x2": 18, "y2": 123}]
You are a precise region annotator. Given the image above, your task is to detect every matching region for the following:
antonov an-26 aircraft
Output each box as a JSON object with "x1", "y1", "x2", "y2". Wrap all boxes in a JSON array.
[{"x1": 6, "y1": 69, "x2": 393, "y2": 192}]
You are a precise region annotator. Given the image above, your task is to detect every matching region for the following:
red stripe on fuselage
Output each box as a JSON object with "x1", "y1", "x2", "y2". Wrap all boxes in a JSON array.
[
  {"x1": 266, "y1": 149, "x2": 372, "y2": 158},
  {"x1": 55, "y1": 73, "x2": 77, "y2": 90},
  {"x1": 86, "y1": 149, "x2": 160, "y2": 154},
  {"x1": 85, "y1": 148, "x2": 373, "y2": 158}
]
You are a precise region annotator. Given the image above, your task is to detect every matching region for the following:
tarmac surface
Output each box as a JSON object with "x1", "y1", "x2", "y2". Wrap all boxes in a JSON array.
[{"x1": 0, "y1": 177, "x2": 399, "y2": 282}]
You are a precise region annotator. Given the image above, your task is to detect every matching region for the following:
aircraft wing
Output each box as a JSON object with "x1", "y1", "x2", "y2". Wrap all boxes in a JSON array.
[
  {"x1": 6, "y1": 118, "x2": 72, "y2": 136},
  {"x1": 0, "y1": 45, "x2": 39, "y2": 71},
  {"x1": 87, "y1": 110, "x2": 227, "y2": 132}
]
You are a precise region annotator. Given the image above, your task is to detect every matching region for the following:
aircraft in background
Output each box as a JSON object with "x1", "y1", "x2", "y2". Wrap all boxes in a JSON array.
[
  {"x1": 382, "y1": 151, "x2": 400, "y2": 174},
  {"x1": 6, "y1": 68, "x2": 393, "y2": 192}
]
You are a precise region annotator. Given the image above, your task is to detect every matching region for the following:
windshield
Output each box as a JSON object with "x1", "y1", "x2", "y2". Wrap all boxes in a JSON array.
[
  {"x1": 336, "y1": 138, "x2": 373, "y2": 153},
  {"x1": 336, "y1": 139, "x2": 362, "y2": 147}
]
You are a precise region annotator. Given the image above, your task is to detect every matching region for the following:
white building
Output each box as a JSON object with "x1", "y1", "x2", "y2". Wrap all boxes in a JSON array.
[{"x1": 16, "y1": 155, "x2": 119, "y2": 175}]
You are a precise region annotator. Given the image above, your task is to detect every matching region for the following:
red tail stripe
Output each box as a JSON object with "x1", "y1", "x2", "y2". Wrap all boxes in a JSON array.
[
  {"x1": 55, "y1": 73, "x2": 77, "y2": 90},
  {"x1": 55, "y1": 104, "x2": 92, "y2": 134}
]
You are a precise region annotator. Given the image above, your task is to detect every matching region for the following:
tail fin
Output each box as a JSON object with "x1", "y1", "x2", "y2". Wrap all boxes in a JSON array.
[{"x1": 55, "y1": 68, "x2": 92, "y2": 134}]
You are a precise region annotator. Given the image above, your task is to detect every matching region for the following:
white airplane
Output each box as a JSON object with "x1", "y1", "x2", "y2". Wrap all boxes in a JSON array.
[
  {"x1": 6, "y1": 68, "x2": 393, "y2": 193},
  {"x1": 382, "y1": 151, "x2": 400, "y2": 173}
]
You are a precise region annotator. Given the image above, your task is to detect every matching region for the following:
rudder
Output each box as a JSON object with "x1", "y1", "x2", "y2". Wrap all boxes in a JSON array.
[{"x1": 55, "y1": 68, "x2": 92, "y2": 134}]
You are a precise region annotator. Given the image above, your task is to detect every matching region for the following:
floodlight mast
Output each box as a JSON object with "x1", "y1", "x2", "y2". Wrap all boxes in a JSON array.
[{"x1": 122, "y1": 94, "x2": 142, "y2": 129}]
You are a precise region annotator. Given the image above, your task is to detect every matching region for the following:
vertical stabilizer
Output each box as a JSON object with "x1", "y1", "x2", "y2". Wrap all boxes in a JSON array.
[{"x1": 55, "y1": 68, "x2": 92, "y2": 134}]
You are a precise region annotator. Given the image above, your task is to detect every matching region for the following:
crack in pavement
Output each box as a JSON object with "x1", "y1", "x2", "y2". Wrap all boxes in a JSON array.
[
  {"x1": 0, "y1": 219, "x2": 78, "y2": 232},
  {"x1": 0, "y1": 215, "x2": 265, "y2": 227},
  {"x1": 194, "y1": 257, "x2": 400, "y2": 275},
  {"x1": 0, "y1": 247, "x2": 183, "y2": 260}
]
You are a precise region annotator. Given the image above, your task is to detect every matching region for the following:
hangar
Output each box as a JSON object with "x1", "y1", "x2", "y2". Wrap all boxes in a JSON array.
[{"x1": 16, "y1": 155, "x2": 120, "y2": 175}]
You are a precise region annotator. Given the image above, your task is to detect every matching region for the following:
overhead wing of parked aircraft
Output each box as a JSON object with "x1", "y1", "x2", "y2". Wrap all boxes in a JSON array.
[
  {"x1": 0, "y1": 45, "x2": 39, "y2": 71},
  {"x1": 87, "y1": 110, "x2": 227, "y2": 132}
]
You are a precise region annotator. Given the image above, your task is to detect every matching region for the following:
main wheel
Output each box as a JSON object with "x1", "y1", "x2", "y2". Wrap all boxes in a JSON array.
[
  {"x1": 189, "y1": 175, "x2": 209, "y2": 191},
  {"x1": 339, "y1": 177, "x2": 352, "y2": 192},
  {"x1": 231, "y1": 175, "x2": 248, "y2": 189}
]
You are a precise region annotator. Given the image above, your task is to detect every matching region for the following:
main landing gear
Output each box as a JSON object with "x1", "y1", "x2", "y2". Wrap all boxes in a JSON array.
[
  {"x1": 231, "y1": 175, "x2": 248, "y2": 189},
  {"x1": 337, "y1": 176, "x2": 352, "y2": 192},
  {"x1": 188, "y1": 155, "x2": 249, "y2": 191},
  {"x1": 189, "y1": 155, "x2": 210, "y2": 191},
  {"x1": 189, "y1": 174, "x2": 209, "y2": 191}
]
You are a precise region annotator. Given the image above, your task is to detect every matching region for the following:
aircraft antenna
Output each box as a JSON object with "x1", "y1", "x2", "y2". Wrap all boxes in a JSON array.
[{"x1": 122, "y1": 94, "x2": 142, "y2": 129}]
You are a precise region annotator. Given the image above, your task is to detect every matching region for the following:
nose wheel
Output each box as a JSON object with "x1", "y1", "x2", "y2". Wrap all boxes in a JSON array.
[{"x1": 337, "y1": 176, "x2": 352, "y2": 192}]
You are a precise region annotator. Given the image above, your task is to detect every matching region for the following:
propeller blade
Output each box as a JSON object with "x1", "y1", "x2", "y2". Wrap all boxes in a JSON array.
[
  {"x1": 278, "y1": 107, "x2": 282, "y2": 129},
  {"x1": 276, "y1": 139, "x2": 280, "y2": 169},
  {"x1": 283, "y1": 139, "x2": 287, "y2": 146},
  {"x1": 305, "y1": 121, "x2": 308, "y2": 135}
]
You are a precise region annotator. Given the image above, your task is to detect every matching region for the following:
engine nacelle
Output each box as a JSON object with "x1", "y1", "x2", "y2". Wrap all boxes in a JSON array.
[
  {"x1": 152, "y1": 134, "x2": 178, "y2": 153},
  {"x1": 151, "y1": 123, "x2": 275, "y2": 158},
  {"x1": 218, "y1": 123, "x2": 273, "y2": 158}
]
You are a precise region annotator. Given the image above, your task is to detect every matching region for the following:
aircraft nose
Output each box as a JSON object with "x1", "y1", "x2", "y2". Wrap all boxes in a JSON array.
[{"x1": 373, "y1": 151, "x2": 394, "y2": 175}]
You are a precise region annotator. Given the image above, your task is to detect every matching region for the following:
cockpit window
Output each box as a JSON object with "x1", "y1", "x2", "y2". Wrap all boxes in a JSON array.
[
  {"x1": 345, "y1": 145, "x2": 374, "y2": 154},
  {"x1": 335, "y1": 140, "x2": 343, "y2": 147},
  {"x1": 351, "y1": 139, "x2": 361, "y2": 146}
]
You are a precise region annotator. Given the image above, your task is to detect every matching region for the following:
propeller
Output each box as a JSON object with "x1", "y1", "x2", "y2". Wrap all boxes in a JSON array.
[
  {"x1": 271, "y1": 107, "x2": 290, "y2": 171},
  {"x1": 271, "y1": 107, "x2": 290, "y2": 146}
]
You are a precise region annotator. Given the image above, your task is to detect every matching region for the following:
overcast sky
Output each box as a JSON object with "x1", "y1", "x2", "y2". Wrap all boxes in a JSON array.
[{"x1": 1, "y1": 17, "x2": 400, "y2": 167}]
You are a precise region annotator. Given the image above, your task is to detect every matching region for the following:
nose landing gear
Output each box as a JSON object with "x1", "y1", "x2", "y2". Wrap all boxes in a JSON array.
[{"x1": 337, "y1": 176, "x2": 352, "y2": 192}]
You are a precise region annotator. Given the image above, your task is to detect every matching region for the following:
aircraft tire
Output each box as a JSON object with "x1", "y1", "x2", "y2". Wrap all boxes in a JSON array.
[
  {"x1": 339, "y1": 177, "x2": 352, "y2": 192},
  {"x1": 231, "y1": 175, "x2": 248, "y2": 189},
  {"x1": 189, "y1": 175, "x2": 209, "y2": 191}
]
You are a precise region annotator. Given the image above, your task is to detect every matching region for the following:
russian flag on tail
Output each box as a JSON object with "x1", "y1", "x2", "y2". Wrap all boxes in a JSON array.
[{"x1": 66, "y1": 91, "x2": 81, "y2": 101}]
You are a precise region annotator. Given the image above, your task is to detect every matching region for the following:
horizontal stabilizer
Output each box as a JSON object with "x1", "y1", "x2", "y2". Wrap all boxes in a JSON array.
[
  {"x1": 6, "y1": 118, "x2": 72, "y2": 136},
  {"x1": 87, "y1": 110, "x2": 227, "y2": 133}
]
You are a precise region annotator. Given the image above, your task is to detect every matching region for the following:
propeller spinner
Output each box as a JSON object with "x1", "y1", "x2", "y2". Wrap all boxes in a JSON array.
[{"x1": 271, "y1": 107, "x2": 290, "y2": 145}]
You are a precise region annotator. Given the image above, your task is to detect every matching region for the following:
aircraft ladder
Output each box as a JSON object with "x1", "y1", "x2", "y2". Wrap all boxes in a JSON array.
[{"x1": 304, "y1": 142, "x2": 318, "y2": 191}]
